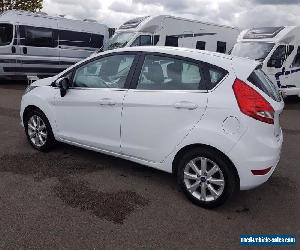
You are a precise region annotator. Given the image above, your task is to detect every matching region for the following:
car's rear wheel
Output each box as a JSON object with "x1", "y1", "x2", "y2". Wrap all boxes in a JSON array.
[
  {"x1": 24, "y1": 109, "x2": 56, "y2": 151},
  {"x1": 177, "y1": 147, "x2": 238, "y2": 208}
]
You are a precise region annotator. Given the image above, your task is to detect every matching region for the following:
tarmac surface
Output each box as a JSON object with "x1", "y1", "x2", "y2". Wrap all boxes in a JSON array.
[{"x1": 0, "y1": 81, "x2": 299, "y2": 249}]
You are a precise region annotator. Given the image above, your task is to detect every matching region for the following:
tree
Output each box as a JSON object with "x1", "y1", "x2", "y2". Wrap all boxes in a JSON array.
[{"x1": 0, "y1": 0, "x2": 43, "y2": 13}]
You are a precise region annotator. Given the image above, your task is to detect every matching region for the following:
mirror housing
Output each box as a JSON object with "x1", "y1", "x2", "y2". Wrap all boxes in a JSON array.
[{"x1": 57, "y1": 77, "x2": 70, "y2": 97}]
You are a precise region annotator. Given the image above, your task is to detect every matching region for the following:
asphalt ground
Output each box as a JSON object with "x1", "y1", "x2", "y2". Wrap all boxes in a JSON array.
[{"x1": 0, "y1": 81, "x2": 299, "y2": 249}]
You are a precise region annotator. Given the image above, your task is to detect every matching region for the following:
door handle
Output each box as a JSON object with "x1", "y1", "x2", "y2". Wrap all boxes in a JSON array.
[
  {"x1": 99, "y1": 98, "x2": 116, "y2": 106},
  {"x1": 174, "y1": 101, "x2": 198, "y2": 110},
  {"x1": 23, "y1": 47, "x2": 27, "y2": 54}
]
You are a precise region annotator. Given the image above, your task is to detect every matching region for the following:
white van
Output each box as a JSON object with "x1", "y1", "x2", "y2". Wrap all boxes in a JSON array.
[
  {"x1": 231, "y1": 26, "x2": 300, "y2": 97},
  {"x1": 104, "y1": 15, "x2": 239, "y2": 54},
  {"x1": 0, "y1": 10, "x2": 109, "y2": 79}
]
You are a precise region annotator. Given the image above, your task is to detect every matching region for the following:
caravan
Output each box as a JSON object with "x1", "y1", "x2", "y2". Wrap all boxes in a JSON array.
[
  {"x1": 104, "y1": 15, "x2": 239, "y2": 54},
  {"x1": 0, "y1": 10, "x2": 109, "y2": 79},
  {"x1": 231, "y1": 26, "x2": 300, "y2": 97}
]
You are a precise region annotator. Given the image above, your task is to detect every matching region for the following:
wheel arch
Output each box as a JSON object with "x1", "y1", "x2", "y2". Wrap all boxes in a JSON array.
[{"x1": 172, "y1": 143, "x2": 240, "y2": 186}]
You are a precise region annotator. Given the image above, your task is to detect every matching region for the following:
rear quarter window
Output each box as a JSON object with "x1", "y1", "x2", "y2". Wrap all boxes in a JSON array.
[
  {"x1": 247, "y1": 69, "x2": 281, "y2": 102},
  {"x1": 207, "y1": 66, "x2": 228, "y2": 90}
]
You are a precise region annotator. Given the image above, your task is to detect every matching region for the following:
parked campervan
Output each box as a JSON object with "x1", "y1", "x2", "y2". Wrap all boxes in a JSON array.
[
  {"x1": 231, "y1": 26, "x2": 300, "y2": 97},
  {"x1": 104, "y1": 15, "x2": 239, "y2": 54},
  {"x1": 0, "y1": 10, "x2": 109, "y2": 79}
]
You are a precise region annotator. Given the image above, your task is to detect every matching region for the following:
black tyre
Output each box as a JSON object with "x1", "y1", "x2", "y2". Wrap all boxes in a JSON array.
[
  {"x1": 24, "y1": 109, "x2": 56, "y2": 152},
  {"x1": 177, "y1": 147, "x2": 238, "y2": 208}
]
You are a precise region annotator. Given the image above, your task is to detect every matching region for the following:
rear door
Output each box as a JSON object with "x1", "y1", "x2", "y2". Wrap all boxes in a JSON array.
[
  {"x1": 19, "y1": 25, "x2": 61, "y2": 76},
  {"x1": 121, "y1": 53, "x2": 208, "y2": 163}
]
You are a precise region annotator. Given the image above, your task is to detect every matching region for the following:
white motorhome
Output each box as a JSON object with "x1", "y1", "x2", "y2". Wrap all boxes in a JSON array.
[
  {"x1": 104, "y1": 15, "x2": 239, "y2": 54},
  {"x1": 231, "y1": 26, "x2": 300, "y2": 97},
  {"x1": 0, "y1": 10, "x2": 109, "y2": 79}
]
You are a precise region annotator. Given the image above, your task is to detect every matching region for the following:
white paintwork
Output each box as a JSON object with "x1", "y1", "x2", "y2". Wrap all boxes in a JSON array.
[
  {"x1": 0, "y1": 10, "x2": 109, "y2": 79},
  {"x1": 105, "y1": 15, "x2": 239, "y2": 54},
  {"x1": 21, "y1": 46, "x2": 284, "y2": 191},
  {"x1": 232, "y1": 26, "x2": 300, "y2": 97}
]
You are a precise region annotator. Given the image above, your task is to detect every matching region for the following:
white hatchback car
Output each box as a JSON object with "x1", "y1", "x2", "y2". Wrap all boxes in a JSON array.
[{"x1": 20, "y1": 46, "x2": 284, "y2": 207}]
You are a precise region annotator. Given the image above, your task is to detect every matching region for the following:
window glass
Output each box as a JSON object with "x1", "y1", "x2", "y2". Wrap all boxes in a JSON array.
[
  {"x1": 208, "y1": 67, "x2": 228, "y2": 89},
  {"x1": 153, "y1": 35, "x2": 160, "y2": 45},
  {"x1": 137, "y1": 55, "x2": 205, "y2": 90},
  {"x1": 217, "y1": 41, "x2": 226, "y2": 53},
  {"x1": 248, "y1": 68, "x2": 281, "y2": 102},
  {"x1": 231, "y1": 42, "x2": 274, "y2": 61},
  {"x1": 73, "y1": 54, "x2": 135, "y2": 89},
  {"x1": 59, "y1": 30, "x2": 91, "y2": 48},
  {"x1": 106, "y1": 32, "x2": 135, "y2": 50},
  {"x1": 291, "y1": 47, "x2": 300, "y2": 67},
  {"x1": 165, "y1": 36, "x2": 178, "y2": 47},
  {"x1": 90, "y1": 34, "x2": 104, "y2": 48},
  {"x1": 196, "y1": 41, "x2": 206, "y2": 50},
  {"x1": 0, "y1": 24, "x2": 13, "y2": 46},
  {"x1": 131, "y1": 35, "x2": 152, "y2": 46},
  {"x1": 22, "y1": 26, "x2": 56, "y2": 47},
  {"x1": 267, "y1": 45, "x2": 294, "y2": 68}
]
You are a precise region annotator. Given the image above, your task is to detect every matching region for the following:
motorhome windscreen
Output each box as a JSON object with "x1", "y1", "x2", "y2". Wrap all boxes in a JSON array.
[
  {"x1": 0, "y1": 24, "x2": 13, "y2": 46},
  {"x1": 231, "y1": 42, "x2": 274, "y2": 61},
  {"x1": 106, "y1": 32, "x2": 135, "y2": 50},
  {"x1": 119, "y1": 16, "x2": 149, "y2": 30}
]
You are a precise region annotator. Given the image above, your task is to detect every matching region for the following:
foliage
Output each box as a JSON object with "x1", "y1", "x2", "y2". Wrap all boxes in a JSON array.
[{"x1": 0, "y1": 0, "x2": 43, "y2": 12}]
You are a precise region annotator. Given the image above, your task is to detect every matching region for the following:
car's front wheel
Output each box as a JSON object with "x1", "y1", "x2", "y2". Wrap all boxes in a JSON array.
[
  {"x1": 24, "y1": 109, "x2": 56, "y2": 151},
  {"x1": 177, "y1": 147, "x2": 238, "y2": 208}
]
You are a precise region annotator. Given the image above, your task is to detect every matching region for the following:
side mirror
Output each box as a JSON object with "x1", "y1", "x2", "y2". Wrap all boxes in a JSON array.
[{"x1": 57, "y1": 77, "x2": 70, "y2": 97}]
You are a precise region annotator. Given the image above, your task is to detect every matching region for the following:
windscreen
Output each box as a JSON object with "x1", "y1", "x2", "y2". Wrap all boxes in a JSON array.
[
  {"x1": 231, "y1": 42, "x2": 274, "y2": 61},
  {"x1": 105, "y1": 32, "x2": 135, "y2": 50},
  {"x1": 0, "y1": 24, "x2": 13, "y2": 46},
  {"x1": 248, "y1": 68, "x2": 281, "y2": 102}
]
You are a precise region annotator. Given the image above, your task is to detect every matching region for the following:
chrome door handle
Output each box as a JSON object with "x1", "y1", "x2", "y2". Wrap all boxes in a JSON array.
[
  {"x1": 99, "y1": 98, "x2": 116, "y2": 106},
  {"x1": 174, "y1": 101, "x2": 198, "y2": 110}
]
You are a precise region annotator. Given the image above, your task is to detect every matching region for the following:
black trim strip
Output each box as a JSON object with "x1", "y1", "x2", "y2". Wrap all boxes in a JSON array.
[
  {"x1": 3, "y1": 67, "x2": 67, "y2": 73},
  {"x1": 170, "y1": 33, "x2": 216, "y2": 39},
  {"x1": 0, "y1": 59, "x2": 16, "y2": 64}
]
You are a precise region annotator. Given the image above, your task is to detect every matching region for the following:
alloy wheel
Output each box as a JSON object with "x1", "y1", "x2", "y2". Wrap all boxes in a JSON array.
[{"x1": 183, "y1": 157, "x2": 225, "y2": 202}]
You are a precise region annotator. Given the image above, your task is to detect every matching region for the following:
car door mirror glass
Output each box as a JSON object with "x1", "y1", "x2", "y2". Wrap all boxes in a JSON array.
[{"x1": 57, "y1": 77, "x2": 70, "y2": 97}]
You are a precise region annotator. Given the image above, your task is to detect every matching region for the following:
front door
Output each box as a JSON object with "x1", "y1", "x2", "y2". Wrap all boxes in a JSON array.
[
  {"x1": 54, "y1": 53, "x2": 136, "y2": 153},
  {"x1": 121, "y1": 54, "x2": 208, "y2": 163},
  {"x1": 0, "y1": 23, "x2": 21, "y2": 77}
]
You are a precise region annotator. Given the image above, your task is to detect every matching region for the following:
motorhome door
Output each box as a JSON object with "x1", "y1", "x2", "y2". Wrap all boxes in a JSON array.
[
  {"x1": 265, "y1": 44, "x2": 295, "y2": 88},
  {"x1": 0, "y1": 23, "x2": 20, "y2": 77}
]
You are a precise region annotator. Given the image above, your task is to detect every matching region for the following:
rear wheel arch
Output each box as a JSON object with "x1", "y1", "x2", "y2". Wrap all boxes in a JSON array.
[{"x1": 172, "y1": 143, "x2": 240, "y2": 187}]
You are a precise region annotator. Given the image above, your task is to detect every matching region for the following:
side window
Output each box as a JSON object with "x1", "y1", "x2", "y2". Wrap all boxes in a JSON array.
[
  {"x1": 59, "y1": 30, "x2": 92, "y2": 48},
  {"x1": 291, "y1": 47, "x2": 300, "y2": 68},
  {"x1": 131, "y1": 35, "x2": 152, "y2": 46},
  {"x1": 165, "y1": 36, "x2": 178, "y2": 47},
  {"x1": 268, "y1": 45, "x2": 294, "y2": 68},
  {"x1": 153, "y1": 35, "x2": 160, "y2": 45},
  {"x1": 90, "y1": 34, "x2": 104, "y2": 48},
  {"x1": 0, "y1": 24, "x2": 13, "y2": 46},
  {"x1": 20, "y1": 26, "x2": 57, "y2": 48},
  {"x1": 207, "y1": 66, "x2": 228, "y2": 89},
  {"x1": 73, "y1": 54, "x2": 135, "y2": 89},
  {"x1": 136, "y1": 55, "x2": 205, "y2": 90},
  {"x1": 217, "y1": 41, "x2": 226, "y2": 53},
  {"x1": 196, "y1": 41, "x2": 206, "y2": 50}
]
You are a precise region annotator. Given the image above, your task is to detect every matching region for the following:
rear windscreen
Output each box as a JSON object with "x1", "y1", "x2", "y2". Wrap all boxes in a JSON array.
[{"x1": 248, "y1": 68, "x2": 281, "y2": 102}]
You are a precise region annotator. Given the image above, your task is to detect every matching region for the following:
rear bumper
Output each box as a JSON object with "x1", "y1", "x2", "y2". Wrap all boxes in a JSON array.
[
  {"x1": 228, "y1": 128, "x2": 283, "y2": 190},
  {"x1": 281, "y1": 87, "x2": 300, "y2": 97}
]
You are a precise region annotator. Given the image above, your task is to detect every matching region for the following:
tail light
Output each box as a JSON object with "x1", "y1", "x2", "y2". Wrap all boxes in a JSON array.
[{"x1": 233, "y1": 79, "x2": 274, "y2": 124}]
